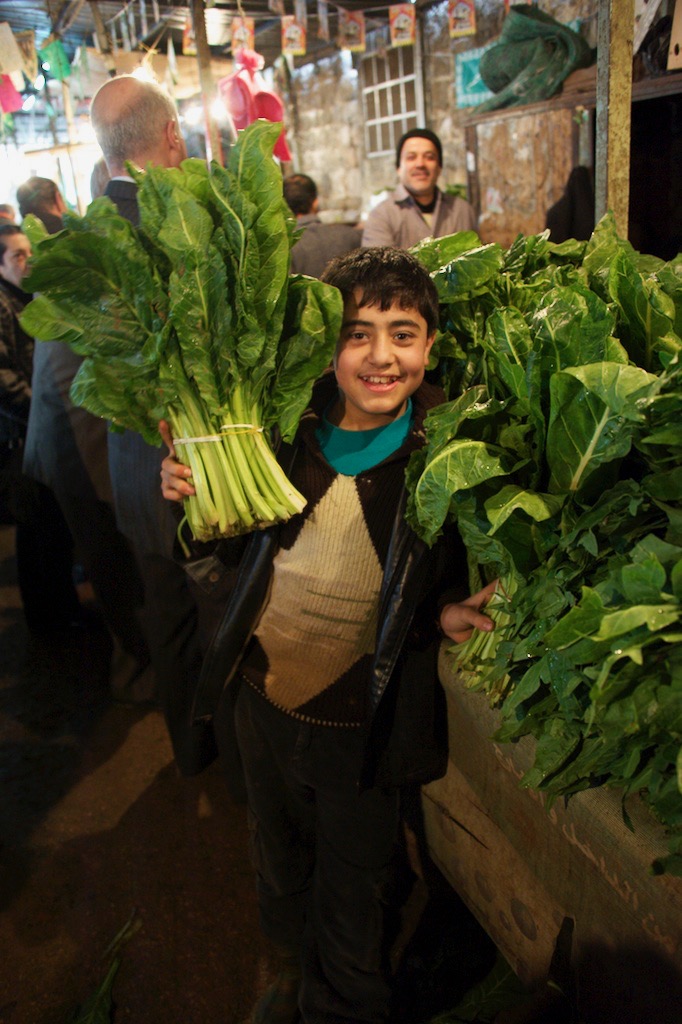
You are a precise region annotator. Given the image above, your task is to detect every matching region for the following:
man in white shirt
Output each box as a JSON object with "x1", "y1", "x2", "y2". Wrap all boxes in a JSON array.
[{"x1": 361, "y1": 128, "x2": 477, "y2": 249}]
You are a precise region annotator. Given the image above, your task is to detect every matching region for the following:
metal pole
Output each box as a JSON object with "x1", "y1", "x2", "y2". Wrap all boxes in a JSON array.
[
  {"x1": 89, "y1": 0, "x2": 117, "y2": 76},
  {"x1": 190, "y1": 0, "x2": 223, "y2": 166},
  {"x1": 594, "y1": 0, "x2": 634, "y2": 235}
]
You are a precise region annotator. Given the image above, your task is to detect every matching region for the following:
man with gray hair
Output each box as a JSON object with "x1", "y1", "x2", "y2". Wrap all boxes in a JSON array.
[
  {"x1": 89, "y1": 75, "x2": 219, "y2": 774},
  {"x1": 91, "y1": 74, "x2": 186, "y2": 225}
]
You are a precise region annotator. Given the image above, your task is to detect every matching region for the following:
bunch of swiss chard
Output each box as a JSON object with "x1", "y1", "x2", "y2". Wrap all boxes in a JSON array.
[
  {"x1": 20, "y1": 120, "x2": 342, "y2": 546},
  {"x1": 408, "y1": 215, "x2": 682, "y2": 874}
]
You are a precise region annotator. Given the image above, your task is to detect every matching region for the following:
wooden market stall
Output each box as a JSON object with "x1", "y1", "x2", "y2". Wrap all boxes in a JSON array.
[
  {"x1": 423, "y1": 5, "x2": 682, "y2": 1020},
  {"x1": 423, "y1": 654, "x2": 682, "y2": 1024}
]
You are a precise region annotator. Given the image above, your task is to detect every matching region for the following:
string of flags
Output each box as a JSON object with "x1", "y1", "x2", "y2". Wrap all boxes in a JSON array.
[
  {"x1": 0, "y1": 0, "x2": 530, "y2": 115},
  {"x1": 223, "y1": 2, "x2": 484, "y2": 59}
]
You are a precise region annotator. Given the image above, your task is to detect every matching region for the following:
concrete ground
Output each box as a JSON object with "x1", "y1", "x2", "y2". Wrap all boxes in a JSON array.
[
  {"x1": 0, "y1": 525, "x2": 265, "y2": 1024},
  {"x1": 0, "y1": 522, "x2": 497, "y2": 1024}
]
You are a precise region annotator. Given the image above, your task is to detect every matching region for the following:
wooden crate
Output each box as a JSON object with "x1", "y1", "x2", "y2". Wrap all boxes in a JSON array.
[{"x1": 422, "y1": 648, "x2": 682, "y2": 1022}]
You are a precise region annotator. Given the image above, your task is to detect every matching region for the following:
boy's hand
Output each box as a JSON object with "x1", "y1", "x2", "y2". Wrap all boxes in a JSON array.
[
  {"x1": 159, "y1": 419, "x2": 195, "y2": 502},
  {"x1": 439, "y1": 579, "x2": 499, "y2": 644}
]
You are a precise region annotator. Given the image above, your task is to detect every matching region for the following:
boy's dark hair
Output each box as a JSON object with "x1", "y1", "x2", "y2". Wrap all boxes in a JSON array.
[
  {"x1": 16, "y1": 176, "x2": 60, "y2": 218},
  {"x1": 0, "y1": 223, "x2": 23, "y2": 261},
  {"x1": 283, "y1": 173, "x2": 318, "y2": 216},
  {"x1": 322, "y1": 246, "x2": 440, "y2": 336}
]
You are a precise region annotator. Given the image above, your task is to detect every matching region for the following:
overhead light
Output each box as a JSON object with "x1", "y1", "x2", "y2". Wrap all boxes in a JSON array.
[
  {"x1": 22, "y1": 94, "x2": 36, "y2": 112},
  {"x1": 131, "y1": 65, "x2": 157, "y2": 83},
  {"x1": 41, "y1": 61, "x2": 50, "y2": 71},
  {"x1": 33, "y1": 74, "x2": 45, "y2": 90},
  {"x1": 183, "y1": 104, "x2": 203, "y2": 127},
  {"x1": 211, "y1": 97, "x2": 229, "y2": 123}
]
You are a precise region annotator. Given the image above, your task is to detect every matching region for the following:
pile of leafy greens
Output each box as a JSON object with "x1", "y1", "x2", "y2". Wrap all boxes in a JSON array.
[
  {"x1": 20, "y1": 120, "x2": 342, "y2": 545},
  {"x1": 407, "y1": 215, "x2": 682, "y2": 874}
]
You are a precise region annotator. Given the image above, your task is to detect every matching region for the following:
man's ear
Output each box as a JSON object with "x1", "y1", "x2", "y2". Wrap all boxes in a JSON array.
[{"x1": 166, "y1": 119, "x2": 183, "y2": 154}]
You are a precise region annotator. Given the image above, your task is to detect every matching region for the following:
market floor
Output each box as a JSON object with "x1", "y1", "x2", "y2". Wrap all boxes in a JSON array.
[{"x1": 0, "y1": 523, "x2": 497, "y2": 1024}]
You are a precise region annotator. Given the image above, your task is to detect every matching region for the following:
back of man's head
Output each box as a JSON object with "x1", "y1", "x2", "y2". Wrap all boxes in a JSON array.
[
  {"x1": 0, "y1": 204, "x2": 16, "y2": 222},
  {"x1": 283, "y1": 174, "x2": 318, "y2": 216},
  {"x1": 16, "y1": 177, "x2": 63, "y2": 219},
  {"x1": 90, "y1": 74, "x2": 185, "y2": 175}
]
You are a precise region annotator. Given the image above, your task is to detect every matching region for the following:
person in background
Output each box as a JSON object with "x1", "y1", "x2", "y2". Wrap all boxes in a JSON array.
[
  {"x1": 21, "y1": 179, "x2": 152, "y2": 701},
  {"x1": 159, "y1": 246, "x2": 496, "y2": 1024},
  {"x1": 361, "y1": 128, "x2": 478, "y2": 249},
  {"x1": 0, "y1": 204, "x2": 16, "y2": 224},
  {"x1": 16, "y1": 177, "x2": 67, "y2": 234},
  {"x1": 89, "y1": 156, "x2": 110, "y2": 201},
  {"x1": 283, "y1": 173, "x2": 362, "y2": 279},
  {"x1": 0, "y1": 224, "x2": 81, "y2": 635},
  {"x1": 89, "y1": 74, "x2": 223, "y2": 770}
]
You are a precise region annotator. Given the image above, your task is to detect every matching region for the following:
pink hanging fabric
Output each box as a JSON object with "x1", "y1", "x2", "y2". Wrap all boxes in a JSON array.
[
  {"x1": 0, "y1": 74, "x2": 24, "y2": 114},
  {"x1": 218, "y1": 48, "x2": 292, "y2": 161}
]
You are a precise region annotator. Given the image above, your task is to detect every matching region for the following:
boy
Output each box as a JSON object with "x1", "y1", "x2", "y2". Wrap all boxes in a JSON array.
[{"x1": 160, "y1": 247, "x2": 495, "y2": 1024}]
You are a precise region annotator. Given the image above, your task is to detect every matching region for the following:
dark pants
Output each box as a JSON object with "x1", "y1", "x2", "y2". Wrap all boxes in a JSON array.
[
  {"x1": 134, "y1": 550, "x2": 218, "y2": 775},
  {"x1": 0, "y1": 443, "x2": 80, "y2": 632},
  {"x1": 57, "y1": 494, "x2": 149, "y2": 665},
  {"x1": 230, "y1": 682, "x2": 400, "y2": 1024}
]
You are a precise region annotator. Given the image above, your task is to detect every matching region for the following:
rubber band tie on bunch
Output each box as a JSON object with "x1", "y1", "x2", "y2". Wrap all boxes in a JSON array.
[{"x1": 173, "y1": 424, "x2": 265, "y2": 445}]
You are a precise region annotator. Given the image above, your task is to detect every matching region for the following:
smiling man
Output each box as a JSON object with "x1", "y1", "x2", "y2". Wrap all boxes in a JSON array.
[{"x1": 361, "y1": 127, "x2": 478, "y2": 248}]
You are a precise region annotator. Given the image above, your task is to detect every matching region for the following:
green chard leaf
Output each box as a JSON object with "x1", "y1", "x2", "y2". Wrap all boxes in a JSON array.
[
  {"x1": 19, "y1": 120, "x2": 340, "y2": 543},
  {"x1": 407, "y1": 214, "x2": 682, "y2": 869}
]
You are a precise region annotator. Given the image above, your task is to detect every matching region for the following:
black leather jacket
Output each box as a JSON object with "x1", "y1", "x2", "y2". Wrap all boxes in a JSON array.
[
  {"x1": 183, "y1": 377, "x2": 466, "y2": 787},
  {"x1": 0, "y1": 279, "x2": 33, "y2": 445}
]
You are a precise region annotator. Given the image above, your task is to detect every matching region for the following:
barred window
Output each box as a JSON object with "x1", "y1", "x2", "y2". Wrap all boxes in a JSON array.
[{"x1": 360, "y1": 45, "x2": 420, "y2": 158}]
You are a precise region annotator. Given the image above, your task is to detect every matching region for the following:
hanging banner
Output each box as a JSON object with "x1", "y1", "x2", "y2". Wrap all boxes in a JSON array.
[
  {"x1": 232, "y1": 17, "x2": 255, "y2": 53},
  {"x1": 183, "y1": 14, "x2": 197, "y2": 55},
  {"x1": 389, "y1": 5, "x2": 416, "y2": 47},
  {"x1": 119, "y1": 11, "x2": 131, "y2": 51},
  {"x1": 455, "y1": 43, "x2": 495, "y2": 107},
  {"x1": 38, "y1": 37, "x2": 71, "y2": 80},
  {"x1": 295, "y1": 0, "x2": 308, "y2": 29},
  {"x1": 0, "y1": 73, "x2": 24, "y2": 113},
  {"x1": 317, "y1": 0, "x2": 330, "y2": 41},
  {"x1": 72, "y1": 44, "x2": 89, "y2": 101},
  {"x1": 15, "y1": 30, "x2": 37, "y2": 82},
  {"x1": 165, "y1": 36, "x2": 179, "y2": 97},
  {"x1": 269, "y1": 0, "x2": 285, "y2": 14},
  {"x1": 449, "y1": 0, "x2": 477, "y2": 38},
  {"x1": 338, "y1": 8, "x2": 365, "y2": 52},
  {"x1": 282, "y1": 16, "x2": 307, "y2": 57},
  {"x1": 0, "y1": 23, "x2": 24, "y2": 75}
]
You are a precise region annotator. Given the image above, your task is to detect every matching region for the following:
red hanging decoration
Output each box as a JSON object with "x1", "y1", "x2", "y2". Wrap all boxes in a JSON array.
[{"x1": 217, "y1": 48, "x2": 292, "y2": 162}]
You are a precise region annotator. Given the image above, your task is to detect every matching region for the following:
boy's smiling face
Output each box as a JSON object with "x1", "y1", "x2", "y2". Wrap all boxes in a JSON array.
[{"x1": 330, "y1": 288, "x2": 435, "y2": 431}]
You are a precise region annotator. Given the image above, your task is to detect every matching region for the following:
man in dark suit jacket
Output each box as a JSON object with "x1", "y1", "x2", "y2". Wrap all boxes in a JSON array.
[
  {"x1": 90, "y1": 75, "x2": 219, "y2": 775},
  {"x1": 21, "y1": 178, "x2": 151, "y2": 698},
  {"x1": 284, "y1": 173, "x2": 362, "y2": 279}
]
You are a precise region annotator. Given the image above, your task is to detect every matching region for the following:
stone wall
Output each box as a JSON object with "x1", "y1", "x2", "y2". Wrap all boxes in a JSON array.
[{"x1": 282, "y1": 0, "x2": 599, "y2": 225}]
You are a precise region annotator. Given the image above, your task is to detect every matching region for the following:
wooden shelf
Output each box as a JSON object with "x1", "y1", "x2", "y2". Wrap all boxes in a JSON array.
[{"x1": 462, "y1": 67, "x2": 682, "y2": 126}]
